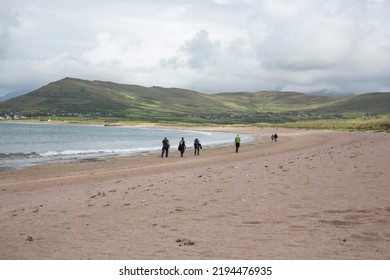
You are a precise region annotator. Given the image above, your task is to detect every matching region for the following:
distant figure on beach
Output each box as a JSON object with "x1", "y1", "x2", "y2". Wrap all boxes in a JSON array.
[
  {"x1": 271, "y1": 134, "x2": 274, "y2": 141},
  {"x1": 161, "y1": 137, "x2": 170, "y2": 158},
  {"x1": 235, "y1": 134, "x2": 241, "y2": 153},
  {"x1": 193, "y1": 138, "x2": 202, "y2": 155},
  {"x1": 274, "y1": 133, "x2": 278, "y2": 142},
  {"x1": 178, "y1": 137, "x2": 186, "y2": 157}
]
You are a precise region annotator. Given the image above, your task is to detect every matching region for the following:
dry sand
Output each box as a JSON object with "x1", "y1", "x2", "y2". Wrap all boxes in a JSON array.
[{"x1": 0, "y1": 127, "x2": 389, "y2": 259}]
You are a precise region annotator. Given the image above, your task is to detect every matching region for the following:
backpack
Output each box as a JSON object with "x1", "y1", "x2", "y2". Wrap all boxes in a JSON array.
[{"x1": 178, "y1": 140, "x2": 185, "y2": 151}]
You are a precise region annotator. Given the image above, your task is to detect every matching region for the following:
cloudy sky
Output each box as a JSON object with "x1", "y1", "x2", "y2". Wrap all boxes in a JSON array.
[{"x1": 1, "y1": 0, "x2": 390, "y2": 96}]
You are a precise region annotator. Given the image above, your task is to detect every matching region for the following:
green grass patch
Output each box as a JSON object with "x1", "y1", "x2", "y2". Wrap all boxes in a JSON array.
[{"x1": 279, "y1": 115, "x2": 390, "y2": 132}]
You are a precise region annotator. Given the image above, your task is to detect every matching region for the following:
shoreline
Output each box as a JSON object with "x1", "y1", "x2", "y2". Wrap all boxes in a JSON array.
[
  {"x1": 0, "y1": 127, "x2": 309, "y2": 190},
  {"x1": 1, "y1": 123, "x2": 255, "y2": 170},
  {"x1": 1, "y1": 126, "x2": 389, "y2": 259}
]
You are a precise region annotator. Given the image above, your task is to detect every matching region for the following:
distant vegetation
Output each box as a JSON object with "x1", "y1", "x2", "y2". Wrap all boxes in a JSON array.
[
  {"x1": 276, "y1": 114, "x2": 390, "y2": 132},
  {"x1": 1, "y1": 77, "x2": 389, "y2": 131}
]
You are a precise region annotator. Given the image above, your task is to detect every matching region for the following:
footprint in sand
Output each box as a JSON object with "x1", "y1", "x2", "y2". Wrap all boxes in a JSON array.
[
  {"x1": 77, "y1": 214, "x2": 90, "y2": 218},
  {"x1": 176, "y1": 238, "x2": 195, "y2": 246},
  {"x1": 90, "y1": 191, "x2": 106, "y2": 198}
]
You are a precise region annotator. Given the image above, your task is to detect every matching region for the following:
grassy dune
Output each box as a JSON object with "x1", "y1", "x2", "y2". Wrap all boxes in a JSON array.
[{"x1": 276, "y1": 115, "x2": 390, "y2": 132}]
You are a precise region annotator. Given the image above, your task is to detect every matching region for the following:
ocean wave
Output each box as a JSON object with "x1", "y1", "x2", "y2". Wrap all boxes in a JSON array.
[
  {"x1": 40, "y1": 147, "x2": 161, "y2": 157},
  {"x1": 0, "y1": 152, "x2": 40, "y2": 159},
  {"x1": 186, "y1": 130, "x2": 213, "y2": 136}
]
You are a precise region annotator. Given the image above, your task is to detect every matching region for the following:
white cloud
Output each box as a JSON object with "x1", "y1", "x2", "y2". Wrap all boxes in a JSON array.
[{"x1": 1, "y1": 0, "x2": 390, "y2": 96}]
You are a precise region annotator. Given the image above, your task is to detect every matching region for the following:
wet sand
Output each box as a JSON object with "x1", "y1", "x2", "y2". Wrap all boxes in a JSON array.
[{"x1": 0, "y1": 127, "x2": 389, "y2": 259}]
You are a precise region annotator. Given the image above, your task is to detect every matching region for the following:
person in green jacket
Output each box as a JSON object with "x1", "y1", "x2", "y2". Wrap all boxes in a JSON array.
[{"x1": 235, "y1": 134, "x2": 241, "y2": 153}]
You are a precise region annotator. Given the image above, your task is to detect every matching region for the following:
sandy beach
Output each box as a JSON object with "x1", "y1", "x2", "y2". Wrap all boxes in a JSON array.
[{"x1": 0, "y1": 126, "x2": 389, "y2": 259}]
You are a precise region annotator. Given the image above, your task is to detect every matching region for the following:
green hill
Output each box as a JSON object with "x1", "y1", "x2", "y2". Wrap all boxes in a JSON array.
[
  {"x1": 312, "y1": 92, "x2": 390, "y2": 117},
  {"x1": 0, "y1": 77, "x2": 389, "y2": 124},
  {"x1": 0, "y1": 78, "x2": 227, "y2": 121},
  {"x1": 211, "y1": 91, "x2": 342, "y2": 112}
]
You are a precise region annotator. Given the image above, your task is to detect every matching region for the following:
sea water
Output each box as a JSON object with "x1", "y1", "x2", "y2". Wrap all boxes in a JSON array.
[{"x1": 0, "y1": 122, "x2": 254, "y2": 170}]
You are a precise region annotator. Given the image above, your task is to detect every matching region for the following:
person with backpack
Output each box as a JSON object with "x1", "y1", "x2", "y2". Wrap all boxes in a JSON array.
[
  {"x1": 178, "y1": 137, "x2": 186, "y2": 157},
  {"x1": 193, "y1": 138, "x2": 202, "y2": 155},
  {"x1": 161, "y1": 137, "x2": 170, "y2": 158}
]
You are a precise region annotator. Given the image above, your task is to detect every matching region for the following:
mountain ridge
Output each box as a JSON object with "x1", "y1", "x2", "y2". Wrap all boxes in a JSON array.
[{"x1": 1, "y1": 77, "x2": 389, "y2": 123}]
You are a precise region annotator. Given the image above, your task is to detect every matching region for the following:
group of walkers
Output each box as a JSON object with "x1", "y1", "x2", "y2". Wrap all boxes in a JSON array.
[
  {"x1": 161, "y1": 136, "x2": 203, "y2": 158},
  {"x1": 161, "y1": 134, "x2": 241, "y2": 158},
  {"x1": 161, "y1": 133, "x2": 278, "y2": 158}
]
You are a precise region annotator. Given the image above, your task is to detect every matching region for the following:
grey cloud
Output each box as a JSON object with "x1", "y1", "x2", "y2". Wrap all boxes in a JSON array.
[
  {"x1": 1, "y1": 0, "x2": 390, "y2": 96},
  {"x1": 0, "y1": 1, "x2": 21, "y2": 58},
  {"x1": 179, "y1": 29, "x2": 220, "y2": 69},
  {"x1": 247, "y1": 0, "x2": 390, "y2": 94},
  {"x1": 160, "y1": 29, "x2": 221, "y2": 70}
]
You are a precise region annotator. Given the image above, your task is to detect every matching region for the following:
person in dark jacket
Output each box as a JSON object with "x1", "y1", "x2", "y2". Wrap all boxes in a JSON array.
[
  {"x1": 178, "y1": 137, "x2": 186, "y2": 157},
  {"x1": 161, "y1": 137, "x2": 170, "y2": 158},
  {"x1": 193, "y1": 138, "x2": 202, "y2": 155}
]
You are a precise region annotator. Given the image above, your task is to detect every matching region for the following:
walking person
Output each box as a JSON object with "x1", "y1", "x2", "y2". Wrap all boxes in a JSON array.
[
  {"x1": 193, "y1": 138, "x2": 202, "y2": 155},
  {"x1": 274, "y1": 133, "x2": 278, "y2": 142},
  {"x1": 161, "y1": 137, "x2": 170, "y2": 158},
  {"x1": 178, "y1": 137, "x2": 186, "y2": 157},
  {"x1": 235, "y1": 134, "x2": 241, "y2": 153}
]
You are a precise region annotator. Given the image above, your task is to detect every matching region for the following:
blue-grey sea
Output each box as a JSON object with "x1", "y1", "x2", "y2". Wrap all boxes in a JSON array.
[{"x1": 0, "y1": 122, "x2": 254, "y2": 170}]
